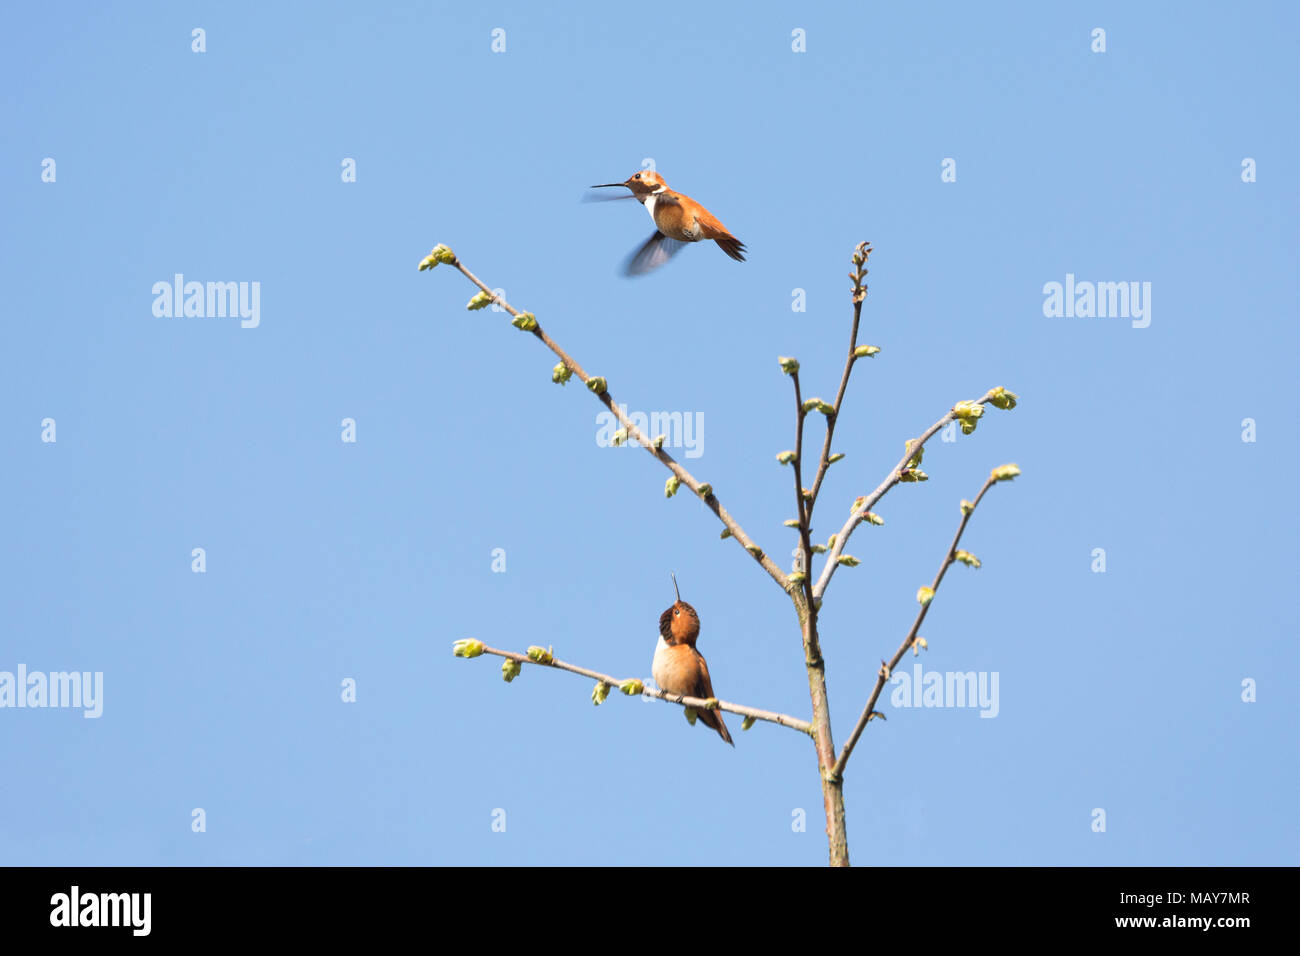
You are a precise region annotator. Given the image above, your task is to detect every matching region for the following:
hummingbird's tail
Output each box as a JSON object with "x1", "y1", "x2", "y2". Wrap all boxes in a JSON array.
[
  {"x1": 694, "y1": 208, "x2": 745, "y2": 262},
  {"x1": 711, "y1": 233, "x2": 747, "y2": 262},
  {"x1": 699, "y1": 707, "x2": 735, "y2": 747}
]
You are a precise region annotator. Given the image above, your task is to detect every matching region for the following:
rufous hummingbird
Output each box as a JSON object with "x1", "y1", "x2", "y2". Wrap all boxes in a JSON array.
[
  {"x1": 589, "y1": 170, "x2": 746, "y2": 276},
  {"x1": 652, "y1": 574, "x2": 734, "y2": 746}
]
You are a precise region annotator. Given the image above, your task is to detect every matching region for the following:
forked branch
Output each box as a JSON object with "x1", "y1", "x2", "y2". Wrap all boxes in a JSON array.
[
  {"x1": 811, "y1": 388, "x2": 1010, "y2": 601},
  {"x1": 830, "y1": 468, "x2": 1018, "y2": 780}
]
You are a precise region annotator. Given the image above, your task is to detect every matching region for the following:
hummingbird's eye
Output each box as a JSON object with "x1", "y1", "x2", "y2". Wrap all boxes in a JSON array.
[{"x1": 634, "y1": 173, "x2": 641, "y2": 179}]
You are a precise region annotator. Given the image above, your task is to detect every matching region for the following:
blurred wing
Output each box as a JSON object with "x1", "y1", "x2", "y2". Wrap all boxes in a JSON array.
[
  {"x1": 625, "y1": 231, "x2": 687, "y2": 276},
  {"x1": 581, "y1": 190, "x2": 638, "y2": 203}
]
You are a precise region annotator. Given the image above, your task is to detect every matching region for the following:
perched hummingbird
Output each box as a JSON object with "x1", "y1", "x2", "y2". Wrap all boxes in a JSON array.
[
  {"x1": 588, "y1": 170, "x2": 746, "y2": 276},
  {"x1": 652, "y1": 574, "x2": 734, "y2": 746}
]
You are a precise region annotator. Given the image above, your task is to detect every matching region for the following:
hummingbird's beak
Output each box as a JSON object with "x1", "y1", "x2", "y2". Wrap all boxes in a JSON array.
[
  {"x1": 590, "y1": 182, "x2": 628, "y2": 189},
  {"x1": 671, "y1": 572, "x2": 681, "y2": 603}
]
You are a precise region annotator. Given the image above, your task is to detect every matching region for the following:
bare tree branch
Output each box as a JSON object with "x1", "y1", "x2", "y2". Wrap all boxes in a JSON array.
[
  {"x1": 811, "y1": 387, "x2": 1002, "y2": 601},
  {"x1": 789, "y1": 370, "x2": 814, "y2": 608},
  {"x1": 453, "y1": 641, "x2": 814, "y2": 735},
  {"x1": 772, "y1": 241, "x2": 872, "y2": 868},
  {"x1": 805, "y1": 242, "x2": 872, "y2": 525},
  {"x1": 425, "y1": 250, "x2": 791, "y2": 594},
  {"x1": 830, "y1": 472, "x2": 1009, "y2": 780}
]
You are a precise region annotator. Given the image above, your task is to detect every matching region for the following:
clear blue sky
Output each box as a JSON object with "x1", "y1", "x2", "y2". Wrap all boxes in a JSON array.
[{"x1": 2, "y1": 2, "x2": 1296, "y2": 866}]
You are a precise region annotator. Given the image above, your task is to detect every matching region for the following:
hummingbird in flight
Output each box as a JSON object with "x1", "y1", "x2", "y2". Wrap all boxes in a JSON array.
[
  {"x1": 652, "y1": 574, "x2": 733, "y2": 746},
  {"x1": 588, "y1": 170, "x2": 746, "y2": 276}
]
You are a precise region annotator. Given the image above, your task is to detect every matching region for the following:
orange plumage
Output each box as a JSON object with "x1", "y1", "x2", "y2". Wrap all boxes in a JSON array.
[
  {"x1": 651, "y1": 576, "x2": 733, "y2": 746},
  {"x1": 589, "y1": 170, "x2": 746, "y2": 275}
]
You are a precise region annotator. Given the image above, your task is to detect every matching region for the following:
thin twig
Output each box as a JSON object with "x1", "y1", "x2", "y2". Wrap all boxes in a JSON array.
[
  {"x1": 466, "y1": 643, "x2": 814, "y2": 735},
  {"x1": 805, "y1": 242, "x2": 871, "y2": 527},
  {"x1": 811, "y1": 387, "x2": 1000, "y2": 601},
  {"x1": 790, "y1": 371, "x2": 814, "y2": 607},
  {"x1": 442, "y1": 256, "x2": 790, "y2": 594},
  {"x1": 829, "y1": 475, "x2": 1000, "y2": 780}
]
